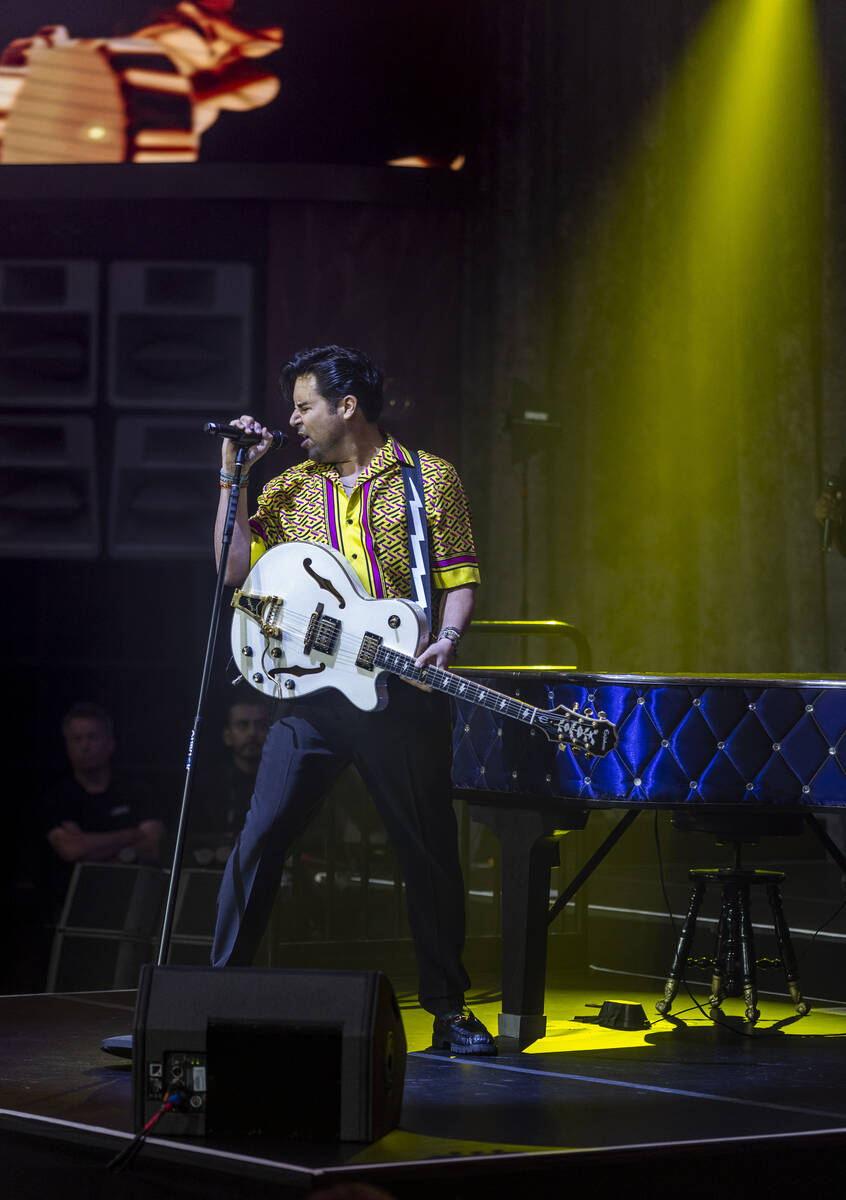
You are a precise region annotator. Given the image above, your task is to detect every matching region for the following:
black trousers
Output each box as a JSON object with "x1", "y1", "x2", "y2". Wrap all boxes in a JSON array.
[{"x1": 212, "y1": 679, "x2": 470, "y2": 1015}]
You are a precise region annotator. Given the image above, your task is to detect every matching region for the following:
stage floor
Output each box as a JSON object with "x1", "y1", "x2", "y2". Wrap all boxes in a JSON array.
[{"x1": 4, "y1": 970, "x2": 846, "y2": 1196}]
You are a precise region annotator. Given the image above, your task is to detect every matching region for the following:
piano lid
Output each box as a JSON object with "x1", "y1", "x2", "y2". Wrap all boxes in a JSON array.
[{"x1": 456, "y1": 668, "x2": 846, "y2": 690}]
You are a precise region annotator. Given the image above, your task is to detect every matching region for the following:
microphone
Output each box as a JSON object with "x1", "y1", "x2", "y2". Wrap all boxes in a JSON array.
[
  {"x1": 823, "y1": 475, "x2": 837, "y2": 553},
  {"x1": 204, "y1": 422, "x2": 287, "y2": 449}
]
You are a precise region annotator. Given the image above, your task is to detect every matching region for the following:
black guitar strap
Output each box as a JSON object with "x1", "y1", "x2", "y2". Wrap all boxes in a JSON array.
[{"x1": 401, "y1": 450, "x2": 432, "y2": 630}]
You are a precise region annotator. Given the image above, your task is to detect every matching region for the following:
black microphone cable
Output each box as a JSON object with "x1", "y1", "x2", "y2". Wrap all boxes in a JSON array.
[{"x1": 106, "y1": 1091, "x2": 183, "y2": 1174}]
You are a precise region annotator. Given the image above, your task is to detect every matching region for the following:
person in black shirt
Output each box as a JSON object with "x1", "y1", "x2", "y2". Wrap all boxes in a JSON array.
[
  {"x1": 41, "y1": 702, "x2": 165, "y2": 917},
  {"x1": 191, "y1": 697, "x2": 272, "y2": 837}
]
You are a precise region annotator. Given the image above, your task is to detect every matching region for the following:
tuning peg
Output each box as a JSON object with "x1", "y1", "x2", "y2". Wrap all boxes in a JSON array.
[
  {"x1": 571, "y1": 701, "x2": 580, "y2": 710},
  {"x1": 598, "y1": 710, "x2": 606, "y2": 720}
]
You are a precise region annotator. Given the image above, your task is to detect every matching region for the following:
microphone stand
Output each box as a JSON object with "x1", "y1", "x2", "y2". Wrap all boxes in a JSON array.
[
  {"x1": 157, "y1": 443, "x2": 251, "y2": 965},
  {"x1": 101, "y1": 443, "x2": 258, "y2": 1057}
]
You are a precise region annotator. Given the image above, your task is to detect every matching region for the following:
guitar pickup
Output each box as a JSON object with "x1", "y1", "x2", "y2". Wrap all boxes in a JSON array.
[
  {"x1": 356, "y1": 632, "x2": 382, "y2": 670},
  {"x1": 304, "y1": 603, "x2": 341, "y2": 656}
]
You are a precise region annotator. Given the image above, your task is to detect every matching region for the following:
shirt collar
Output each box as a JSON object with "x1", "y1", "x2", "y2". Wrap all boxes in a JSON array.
[{"x1": 301, "y1": 436, "x2": 412, "y2": 485}]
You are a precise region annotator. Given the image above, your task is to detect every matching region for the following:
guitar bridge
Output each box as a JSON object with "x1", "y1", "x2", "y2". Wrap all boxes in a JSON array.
[
  {"x1": 231, "y1": 589, "x2": 283, "y2": 638},
  {"x1": 356, "y1": 632, "x2": 382, "y2": 671},
  {"x1": 304, "y1": 603, "x2": 341, "y2": 656}
]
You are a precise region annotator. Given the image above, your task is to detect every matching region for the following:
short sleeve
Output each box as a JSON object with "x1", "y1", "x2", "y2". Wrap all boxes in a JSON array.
[{"x1": 426, "y1": 459, "x2": 481, "y2": 590}]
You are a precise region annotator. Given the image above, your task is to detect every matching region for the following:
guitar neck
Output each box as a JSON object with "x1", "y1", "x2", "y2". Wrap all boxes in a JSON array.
[{"x1": 373, "y1": 644, "x2": 539, "y2": 727}]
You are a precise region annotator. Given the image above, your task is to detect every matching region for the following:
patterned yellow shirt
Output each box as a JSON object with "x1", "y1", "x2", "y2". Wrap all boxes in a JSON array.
[{"x1": 249, "y1": 437, "x2": 480, "y2": 599}]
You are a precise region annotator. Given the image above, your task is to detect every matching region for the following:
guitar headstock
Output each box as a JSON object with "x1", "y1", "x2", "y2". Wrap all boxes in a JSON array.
[{"x1": 533, "y1": 702, "x2": 618, "y2": 758}]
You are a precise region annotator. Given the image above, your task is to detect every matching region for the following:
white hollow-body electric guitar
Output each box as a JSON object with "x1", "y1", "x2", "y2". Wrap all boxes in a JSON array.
[{"x1": 230, "y1": 541, "x2": 618, "y2": 758}]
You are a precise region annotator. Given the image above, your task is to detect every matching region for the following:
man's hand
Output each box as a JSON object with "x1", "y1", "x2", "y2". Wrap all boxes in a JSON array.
[
  {"x1": 221, "y1": 414, "x2": 274, "y2": 476},
  {"x1": 407, "y1": 636, "x2": 456, "y2": 692},
  {"x1": 215, "y1": 414, "x2": 274, "y2": 582},
  {"x1": 414, "y1": 637, "x2": 457, "y2": 672},
  {"x1": 410, "y1": 584, "x2": 476, "y2": 682}
]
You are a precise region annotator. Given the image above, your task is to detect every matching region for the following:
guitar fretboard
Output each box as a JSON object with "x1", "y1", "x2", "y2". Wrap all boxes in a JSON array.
[{"x1": 373, "y1": 643, "x2": 539, "y2": 725}]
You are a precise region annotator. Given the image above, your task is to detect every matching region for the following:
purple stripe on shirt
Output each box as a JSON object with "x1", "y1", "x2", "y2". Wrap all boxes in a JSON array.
[
  {"x1": 435, "y1": 554, "x2": 479, "y2": 568},
  {"x1": 249, "y1": 517, "x2": 269, "y2": 541},
  {"x1": 325, "y1": 478, "x2": 341, "y2": 550},
  {"x1": 361, "y1": 479, "x2": 385, "y2": 598}
]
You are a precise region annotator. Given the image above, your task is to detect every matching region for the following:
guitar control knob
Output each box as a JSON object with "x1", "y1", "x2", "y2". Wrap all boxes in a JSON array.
[
  {"x1": 388, "y1": 615, "x2": 401, "y2": 629},
  {"x1": 252, "y1": 673, "x2": 264, "y2": 684},
  {"x1": 284, "y1": 680, "x2": 295, "y2": 690},
  {"x1": 242, "y1": 646, "x2": 253, "y2": 657},
  {"x1": 270, "y1": 647, "x2": 282, "y2": 658}
]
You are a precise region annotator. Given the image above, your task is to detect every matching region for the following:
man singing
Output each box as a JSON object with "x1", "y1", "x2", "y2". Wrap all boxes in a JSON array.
[{"x1": 211, "y1": 344, "x2": 495, "y2": 1055}]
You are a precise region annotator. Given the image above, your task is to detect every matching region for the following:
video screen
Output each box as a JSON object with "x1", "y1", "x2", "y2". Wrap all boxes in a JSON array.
[{"x1": 0, "y1": 1, "x2": 476, "y2": 166}]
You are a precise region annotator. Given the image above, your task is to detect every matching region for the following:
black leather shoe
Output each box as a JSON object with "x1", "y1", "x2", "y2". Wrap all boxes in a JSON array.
[{"x1": 432, "y1": 1007, "x2": 496, "y2": 1055}]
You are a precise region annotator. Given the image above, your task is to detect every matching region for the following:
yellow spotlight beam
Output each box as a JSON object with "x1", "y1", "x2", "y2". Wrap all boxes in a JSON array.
[{"x1": 558, "y1": 0, "x2": 827, "y2": 571}]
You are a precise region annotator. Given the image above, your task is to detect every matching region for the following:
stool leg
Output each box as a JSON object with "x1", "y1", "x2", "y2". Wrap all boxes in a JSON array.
[
  {"x1": 766, "y1": 882, "x2": 810, "y2": 1017},
  {"x1": 709, "y1": 884, "x2": 743, "y2": 1014},
  {"x1": 656, "y1": 880, "x2": 706, "y2": 1016},
  {"x1": 737, "y1": 880, "x2": 760, "y2": 1024}
]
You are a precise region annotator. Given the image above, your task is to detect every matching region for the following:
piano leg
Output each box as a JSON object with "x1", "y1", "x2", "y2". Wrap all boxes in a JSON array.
[
  {"x1": 469, "y1": 805, "x2": 637, "y2": 1049},
  {"x1": 805, "y1": 813, "x2": 846, "y2": 876},
  {"x1": 472, "y1": 806, "x2": 567, "y2": 1050}
]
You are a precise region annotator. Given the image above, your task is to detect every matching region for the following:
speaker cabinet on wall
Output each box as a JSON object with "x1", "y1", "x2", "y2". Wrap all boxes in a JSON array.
[
  {"x1": 108, "y1": 416, "x2": 220, "y2": 558},
  {"x1": 0, "y1": 260, "x2": 98, "y2": 408},
  {"x1": 133, "y1": 965, "x2": 407, "y2": 1142},
  {"x1": 108, "y1": 262, "x2": 252, "y2": 409},
  {"x1": 0, "y1": 415, "x2": 98, "y2": 557}
]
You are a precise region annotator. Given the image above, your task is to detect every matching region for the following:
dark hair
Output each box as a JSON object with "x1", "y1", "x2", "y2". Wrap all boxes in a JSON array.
[
  {"x1": 224, "y1": 695, "x2": 272, "y2": 723},
  {"x1": 61, "y1": 701, "x2": 114, "y2": 738},
  {"x1": 279, "y1": 345, "x2": 384, "y2": 423}
]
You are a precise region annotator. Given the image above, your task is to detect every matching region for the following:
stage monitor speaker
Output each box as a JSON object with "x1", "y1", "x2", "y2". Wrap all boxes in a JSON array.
[
  {"x1": 107, "y1": 261, "x2": 252, "y2": 409},
  {"x1": 0, "y1": 260, "x2": 98, "y2": 407},
  {"x1": 133, "y1": 965, "x2": 406, "y2": 1143},
  {"x1": 171, "y1": 867, "x2": 225, "y2": 939},
  {"x1": 0, "y1": 415, "x2": 98, "y2": 557},
  {"x1": 59, "y1": 862, "x2": 167, "y2": 936},
  {"x1": 164, "y1": 867, "x2": 223, "y2": 963},
  {"x1": 46, "y1": 864, "x2": 167, "y2": 992},
  {"x1": 46, "y1": 929, "x2": 155, "y2": 993},
  {"x1": 107, "y1": 415, "x2": 220, "y2": 558}
]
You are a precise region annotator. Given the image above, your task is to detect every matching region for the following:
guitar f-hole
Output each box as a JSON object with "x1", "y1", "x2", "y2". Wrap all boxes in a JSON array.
[
  {"x1": 303, "y1": 557, "x2": 345, "y2": 608},
  {"x1": 269, "y1": 663, "x2": 326, "y2": 679}
]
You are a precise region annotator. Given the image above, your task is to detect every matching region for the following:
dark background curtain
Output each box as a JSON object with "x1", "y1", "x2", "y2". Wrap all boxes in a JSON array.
[{"x1": 460, "y1": 0, "x2": 846, "y2": 675}]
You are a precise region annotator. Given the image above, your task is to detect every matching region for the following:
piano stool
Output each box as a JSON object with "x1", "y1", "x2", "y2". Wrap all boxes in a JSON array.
[{"x1": 655, "y1": 863, "x2": 810, "y2": 1025}]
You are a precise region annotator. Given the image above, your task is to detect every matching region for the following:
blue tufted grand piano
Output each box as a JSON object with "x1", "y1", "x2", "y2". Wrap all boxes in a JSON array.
[{"x1": 451, "y1": 669, "x2": 846, "y2": 1047}]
